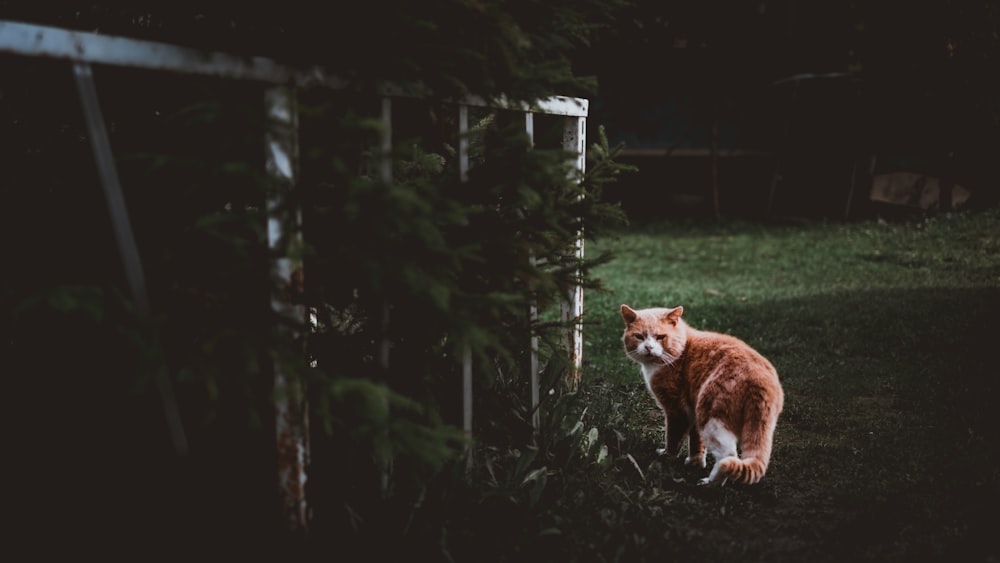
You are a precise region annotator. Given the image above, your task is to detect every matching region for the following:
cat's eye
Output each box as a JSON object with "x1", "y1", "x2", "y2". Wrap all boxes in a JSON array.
[
  {"x1": 655, "y1": 334, "x2": 666, "y2": 341},
  {"x1": 631, "y1": 333, "x2": 644, "y2": 340}
]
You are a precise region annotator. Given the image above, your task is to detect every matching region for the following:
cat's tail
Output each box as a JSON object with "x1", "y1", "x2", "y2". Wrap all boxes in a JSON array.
[
  {"x1": 717, "y1": 395, "x2": 782, "y2": 485},
  {"x1": 715, "y1": 453, "x2": 768, "y2": 485}
]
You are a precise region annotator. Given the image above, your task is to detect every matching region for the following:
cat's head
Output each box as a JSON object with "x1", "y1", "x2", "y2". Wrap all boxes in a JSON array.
[{"x1": 620, "y1": 304, "x2": 687, "y2": 366}]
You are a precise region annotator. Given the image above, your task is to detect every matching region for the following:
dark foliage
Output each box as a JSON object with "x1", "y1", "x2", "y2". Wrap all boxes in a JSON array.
[{"x1": 1, "y1": 3, "x2": 633, "y2": 558}]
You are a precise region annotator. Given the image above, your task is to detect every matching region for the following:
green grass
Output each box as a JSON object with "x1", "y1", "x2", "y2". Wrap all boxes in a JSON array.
[{"x1": 552, "y1": 209, "x2": 1000, "y2": 561}]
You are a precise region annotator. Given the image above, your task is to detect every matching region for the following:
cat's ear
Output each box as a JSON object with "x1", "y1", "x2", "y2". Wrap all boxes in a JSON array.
[
  {"x1": 664, "y1": 306, "x2": 684, "y2": 325},
  {"x1": 621, "y1": 304, "x2": 638, "y2": 324}
]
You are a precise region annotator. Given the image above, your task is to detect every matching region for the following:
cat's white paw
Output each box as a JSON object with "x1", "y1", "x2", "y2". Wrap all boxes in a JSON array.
[
  {"x1": 656, "y1": 447, "x2": 667, "y2": 456},
  {"x1": 685, "y1": 455, "x2": 707, "y2": 468},
  {"x1": 697, "y1": 477, "x2": 712, "y2": 486}
]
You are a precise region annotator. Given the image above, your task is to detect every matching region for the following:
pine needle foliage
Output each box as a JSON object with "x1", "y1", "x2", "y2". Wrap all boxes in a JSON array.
[{"x1": 2, "y1": 2, "x2": 633, "y2": 556}]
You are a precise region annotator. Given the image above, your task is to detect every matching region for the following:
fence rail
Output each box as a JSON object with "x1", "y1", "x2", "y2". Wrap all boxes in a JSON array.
[
  {"x1": 0, "y1": 19, "x2": 588, "y2": 533},
  {"x1": 0, "y1": 20, "x2": 588, "y2": 116}
]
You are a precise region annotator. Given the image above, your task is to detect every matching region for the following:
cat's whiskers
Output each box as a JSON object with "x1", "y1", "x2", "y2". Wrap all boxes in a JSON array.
[
  {"x1": 658, "y1": 352, "x2": 679, "y2": 366},
  {"x1": 626, "y1": 348, "x2": 662, "y2": 365},
  {"x1": 625, "y1": 349, "x2": 646, "y2": 362}
]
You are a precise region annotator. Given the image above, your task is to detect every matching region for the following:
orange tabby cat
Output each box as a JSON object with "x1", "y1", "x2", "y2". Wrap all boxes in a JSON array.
[{"x1": 621, "y1": 304, "x2": 784, "y2": 485}]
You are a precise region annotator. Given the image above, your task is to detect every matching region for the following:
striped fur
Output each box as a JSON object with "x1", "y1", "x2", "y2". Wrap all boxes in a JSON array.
[{"x1": 621, "y1": 304, "x2": 785, "y2": 485}]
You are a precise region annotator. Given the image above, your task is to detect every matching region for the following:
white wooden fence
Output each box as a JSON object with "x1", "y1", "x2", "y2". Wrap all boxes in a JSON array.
[{"x1": 0, "y1": 20, "x2": 587, "y2": 532}]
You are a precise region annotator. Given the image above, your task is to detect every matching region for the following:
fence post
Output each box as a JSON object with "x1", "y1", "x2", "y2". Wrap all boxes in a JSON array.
[
  {"x1": 266, "y1": 85, "x2": 310, "y2": 533},
  {"x1": 457, "y1": 104, "x2": 474, "y2": 437},
  {"x1": 379, "y1": 97, "x2": 393, "y2": 371},
  {"x1": 72, "y1": 62, "x2": 189, "y2": 456},
  {"x1": 377, "y1": 95, "x2": 395, "y2": 490},
  {"x1": 523, "y1": 112, "x2": 542, "y2": 430},
  {"x1": 562, "y1": 115, "x2": 586, "y2": 391}
]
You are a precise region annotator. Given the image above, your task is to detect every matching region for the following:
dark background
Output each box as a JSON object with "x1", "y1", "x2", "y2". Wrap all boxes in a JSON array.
[{"x1": 2, "y1": 1, "x2": 998, "y2": 557}]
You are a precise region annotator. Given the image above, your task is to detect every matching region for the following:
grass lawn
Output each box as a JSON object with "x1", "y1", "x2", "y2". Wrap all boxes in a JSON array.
[{"x1": 560, "y1": 208, "x2": 1000, "y2": 562}]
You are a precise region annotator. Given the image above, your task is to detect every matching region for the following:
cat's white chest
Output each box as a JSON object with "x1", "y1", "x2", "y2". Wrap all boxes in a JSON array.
[
  {"x1": 635, "y1": 338, "x2": 665, "y2": 390},
  {"x1": 639, "y1": 363, "x2": 659, "y2": 394}
]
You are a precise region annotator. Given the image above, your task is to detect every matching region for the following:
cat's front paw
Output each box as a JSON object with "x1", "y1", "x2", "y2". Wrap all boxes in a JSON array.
[
  {"x1": 685, "y1": 455, "x2": 706, "y2": 468},
  {"x1": 697, "y1": 476, "x2": 728, "y2": 487},
  {"x1": 656, "y1": 447, "x2": 667, "y2": 456}
]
